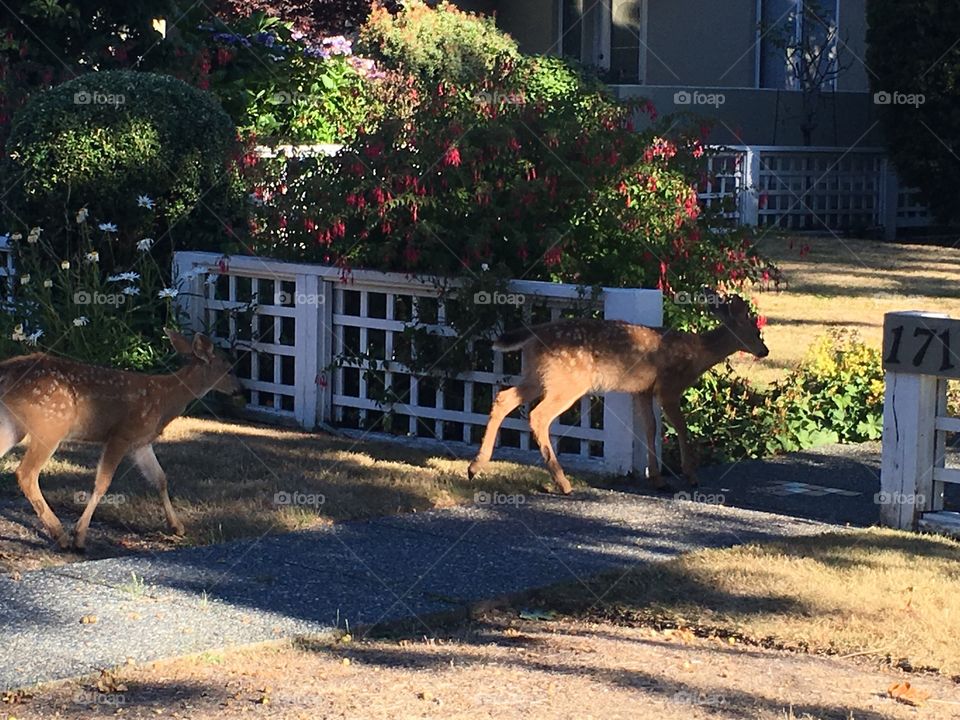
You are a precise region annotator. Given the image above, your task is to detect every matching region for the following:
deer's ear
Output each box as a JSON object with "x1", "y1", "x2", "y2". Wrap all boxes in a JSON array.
[
  {"x1": 191, "y1": 333, "x2": 216, "y2": 364},
  {"x1": 703, "y1": 288, "x2": 728, "y2": 318},
  {"x1": 165, "y1": 328, "x2": 194, "y2": 356}
]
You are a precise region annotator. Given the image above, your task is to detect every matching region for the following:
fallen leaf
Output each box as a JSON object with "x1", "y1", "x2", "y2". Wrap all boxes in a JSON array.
[
  {"x1": 518, "y1": 608, "x2": 556, "y2": 621},
  {"x1": 887, "y1": 681, "x2": 931, "y2": 707},
  {"x1": 80, "y1": 615, "x2": 98, "y2": 625}
]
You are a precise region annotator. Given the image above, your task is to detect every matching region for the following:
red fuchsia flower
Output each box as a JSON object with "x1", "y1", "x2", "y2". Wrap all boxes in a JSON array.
[
  {"x1": 508, "y1": 137, "x2": 521, "y2": 152},
  {"x1": 442, "y1": 146, "x2": 462, "y2": 167},
  {"x1": 403, "y1": 243, "x2": 420, "y2": 265},
  {"x1": 758, "y1": 191, "x2": 768, "y2": 209},
  {"x1": 756, "y1": 315, "x2": 768, "y2": 330},
  {"x1": 647, "y1": 176, "x2": 658, "y2": 192},
  {"x1": 684, "y1": 192, "x2": 700, "y2": 220},
  {"x1": 218, "y1": 258, "x2": 230, "y2": 273},
  {"x1": 217, "y1": 47, "x2": 233, "y2": 65},
  {"x1": 346, "y1": 193, "x2": 358, "y2": 207},
  {"x1": 643, "y1": 99, "x2": 658, "y2": 120},
  {"x1": 332, "y1": 220, "x2": 346, "y2": 239},
  {"x1": 410, "y1": 203, "x2": 419, "y2": 222},
  {"x1": 372, "y1": 186, "x2": 385, "y2": 205},
  {"x1": 543, "y1": 246, "x2": 562, "y2": 267},
  {"x1": 278, "y1": 216, "x2": 287, "y2": 229},
  {"x1": 692, "y1": 142, "x2": 704, "y2": 159}
]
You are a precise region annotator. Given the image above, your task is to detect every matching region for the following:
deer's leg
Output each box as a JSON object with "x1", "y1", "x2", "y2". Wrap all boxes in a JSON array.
[
  {"x1": 636, "y1": 392, "x2": 666, "y2": 490},
  {"x1": 528, "y1": 385, "x2": 588, "y2": 495},
  {"x1": 73, "y1": 440, "x2": 128, "y2": 551},
  {"x1": 132, "y1": 444, "x2": 185, "y2": 536},
  {"x1": 14, "y1": 438, "x2": 70, "y2": 549},
  {"x1": 660, "y1": 397, "x2": 698, "y2": 487},
  {"x1": 468, "y1": 385, "x2": 536, "y2": 480}
]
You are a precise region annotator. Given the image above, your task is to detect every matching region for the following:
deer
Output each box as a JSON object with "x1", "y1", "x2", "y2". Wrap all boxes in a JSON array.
[
  {"x1": 0, "y1": 330, "x2": 243, "y2": 551},
  {"x1": 467, "y1": 293, "x2": 769, "y2": 494}
]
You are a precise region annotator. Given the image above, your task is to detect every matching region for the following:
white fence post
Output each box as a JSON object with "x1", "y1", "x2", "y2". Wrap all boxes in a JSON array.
[
  {"x1": 880, "y1": 310, "x2": 956, "y2": 531},
  {"x1": 601, "y1": 288, "x2": 664, "y2": 477},
  {"x1": 172, "y1": 255, "x2": 205, "y2": 331},
  {"x1": 738, "y1": 146, "x2": 760, "y2": 227},
  {"x1": 879, "y1": 371, "x2": 942, "y2": 529},
  {"x1": 293, "y1": 273, "x2": 320, "y2": 430}
]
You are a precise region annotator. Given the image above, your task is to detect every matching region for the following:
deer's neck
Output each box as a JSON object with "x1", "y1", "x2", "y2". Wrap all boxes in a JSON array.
[
  {"x1": 155, "y1": 363, "x2": 211, "y2": 417},
  {"x1": 695, "y1": 325, "x2": 741, "y2": 374}
]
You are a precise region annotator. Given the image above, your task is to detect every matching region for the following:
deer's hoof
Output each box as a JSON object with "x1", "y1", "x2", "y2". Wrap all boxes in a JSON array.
[
  {"x1": 71, "y1": 537, "x2": 87, "y2": 554},
  {"x1": 170, "y1": 522, "x2": 186, "y2": 537},
  {"x1": 646, "y1": 474, "x2": 668, "y2": 491},
  {"x1": 467, "y1": 461, "x2": 481, "y2": 481},
  {"x1": 55, "y1": 532, "x2": 72, "y2": 551}
]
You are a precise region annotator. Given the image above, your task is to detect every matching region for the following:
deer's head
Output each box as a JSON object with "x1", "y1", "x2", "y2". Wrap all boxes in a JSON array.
[
  {"x1": 707, "y1": 292, "x2": 769, "y2": 358},
  {"x1": 165, "y1": 329, "x2": 245, "y2": 397}
]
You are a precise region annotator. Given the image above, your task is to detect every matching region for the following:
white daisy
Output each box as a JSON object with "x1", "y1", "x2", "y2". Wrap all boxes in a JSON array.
[
  {"x1": 158, "y1": 288, "x2": 178, "y2": 299},
  {"x1": 26, "y1": 329, "x2": 43, "y2": 345},
  {"x1": 137, "y1": 238, "x2": 154, "y2": 252},
  {"x1": 11, "y1": 324, "x2": 25, "y2": 342},
  {"x1": 60, "y1": 260, "x2": 71, "y2": 270},
  {"x1": 85, "y1": 251, "x2": 99, "y2": 263},
  {"x1": 137, "y1": 194, "x2": 155, "y2": 209},
  {"x1": 19, "y1": 274, "x2": 30, "y2": 285},
  {"x1": 98, "y1": 222, "x2": 118, "y2": 233},
  {"x1": 122, "y1": 286, "x2": 140, "y2": 296},
  {"x1": 73, "y1": 316, "x2": 89, "y2": 327},
  {"x1": 76, "y1": 208, "x2": 89, "y2": 224},
  {"x1": 43, "y1": 279, "x2": 53, "y2": 288},
  {"x1": 27, "y1": 227, "x2": 41, "y2": 244},
  {"x1": 107, "y1": 272, "x2": 140, "y2": 283}
]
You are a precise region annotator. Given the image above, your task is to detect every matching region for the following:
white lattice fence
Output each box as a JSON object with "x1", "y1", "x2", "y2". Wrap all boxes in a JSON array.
[
  {"x1": 701, "y1": 145, "x2": 931, "y2": 236},
  {"x1": 174, "y1": 252, "x2": 663, "y2": 475},
  {"x1": 755, "y1": 149, "x2": 884, "y2": 231}
]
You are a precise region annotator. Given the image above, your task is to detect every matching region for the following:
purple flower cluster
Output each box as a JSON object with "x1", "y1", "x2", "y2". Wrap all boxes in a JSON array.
[{"x1": 304, "y1": 35, "x2": 353, "y2": 60}]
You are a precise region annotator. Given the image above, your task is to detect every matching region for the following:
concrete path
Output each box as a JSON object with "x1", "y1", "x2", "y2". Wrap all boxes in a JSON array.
[{"x1": 0, "y1": 484, "x2": 834, "y2": 692}]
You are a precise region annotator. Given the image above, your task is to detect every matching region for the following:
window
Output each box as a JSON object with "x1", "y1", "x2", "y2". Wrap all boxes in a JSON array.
[{"x1": 760, "y1": 0, "x2": 841, "y2": 90}]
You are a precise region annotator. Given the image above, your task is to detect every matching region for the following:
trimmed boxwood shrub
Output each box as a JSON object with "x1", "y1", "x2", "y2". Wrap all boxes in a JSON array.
[{"x1": 1, "y1": 70, "x2": 248, "y2": 269}]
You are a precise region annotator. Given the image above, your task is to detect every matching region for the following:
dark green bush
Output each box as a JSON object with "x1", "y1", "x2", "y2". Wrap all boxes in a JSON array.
[
  {"x1": 867, "y1": 0, "x2": 960, "y2": 223},
  {"x1": 1, "y1": 70, "x2": 247, "y2": 270},
  {"x1": 667, "y1": 331, "x2": 885, "y2": 467}
]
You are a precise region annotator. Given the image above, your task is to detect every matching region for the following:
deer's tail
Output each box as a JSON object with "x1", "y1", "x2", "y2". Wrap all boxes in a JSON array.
[{"x1": 493, "y1": 326, "x2": 535, "y2": 352}]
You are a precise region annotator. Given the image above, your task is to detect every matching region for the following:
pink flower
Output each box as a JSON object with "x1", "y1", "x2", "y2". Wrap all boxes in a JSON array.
[{"x1": 442, "y1": 146, "x2": 461, "y2": 167}]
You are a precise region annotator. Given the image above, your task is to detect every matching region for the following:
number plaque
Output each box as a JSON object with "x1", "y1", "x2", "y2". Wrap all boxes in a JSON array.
[{"x1": 882, "y1": 312, "x2": 960, "y2": 379}]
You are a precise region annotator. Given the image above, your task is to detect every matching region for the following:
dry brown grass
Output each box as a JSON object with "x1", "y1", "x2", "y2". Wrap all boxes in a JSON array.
[
  {"x1": 535, "y1": 527, "x2": 960, "y2": 678},
  {"x1": 0, "y1": 416, "x2": 567, "y2": 569},
  {"x1": 729, "y1": 235, "x2": 960, "y2": 385}
]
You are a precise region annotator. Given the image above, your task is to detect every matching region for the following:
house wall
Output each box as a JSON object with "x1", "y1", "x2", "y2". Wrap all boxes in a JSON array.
[
  {"x1": 838, "y1": 0, "x2": 869, "y2": 92},
  {"x1": 496, "y1": 0, "x2": 557, "y2": 55},
  {"x1": 645, "y1": 0, "x2": 757, "y2": 87},
  {"x1": 614, "y1": 85, "x2": 883, "y2": 146}
]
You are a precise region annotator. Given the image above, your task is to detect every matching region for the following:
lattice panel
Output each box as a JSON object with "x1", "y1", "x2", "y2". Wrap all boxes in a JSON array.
[
  {"x1": 330, "y1": 284, "x2": 607, "y2": 460},
  {"x1": 757, "y1": 152, "x2": 884, "y2": 231},
  {"x1": 203, "y1": 272, "x2": 298, "y2": 419}
]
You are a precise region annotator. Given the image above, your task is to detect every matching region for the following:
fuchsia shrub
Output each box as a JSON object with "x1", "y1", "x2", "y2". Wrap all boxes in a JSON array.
[{"x1": 244, "y1": 51, "x2": 774, "y2": 311}]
